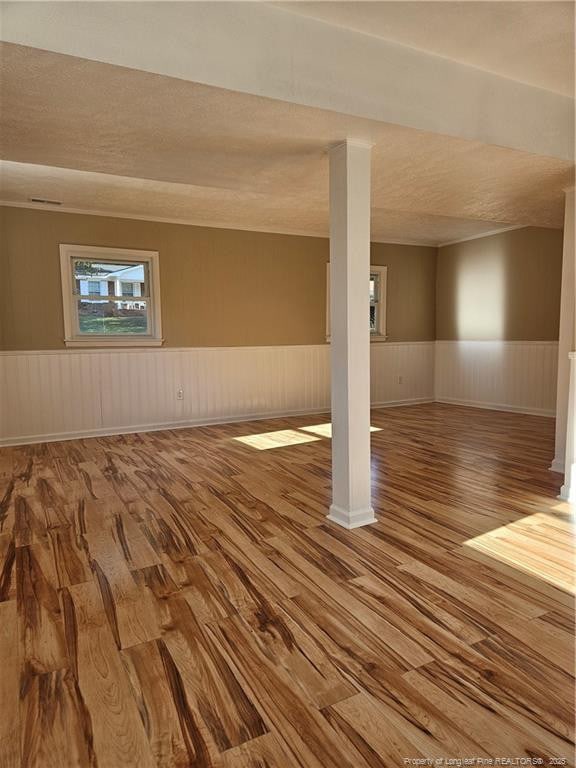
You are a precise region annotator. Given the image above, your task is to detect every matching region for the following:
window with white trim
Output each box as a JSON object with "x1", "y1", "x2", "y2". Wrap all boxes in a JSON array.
[
  {"x1": 59, "y1": 245, "x2": 163, "y2": 347},
  {"x1": 326, "y1": 264, "x2": 387, "y2": 340}
]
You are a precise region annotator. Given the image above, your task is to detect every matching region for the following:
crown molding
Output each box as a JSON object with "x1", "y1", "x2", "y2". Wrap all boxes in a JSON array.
[
  {"x1": 0, "y1": 200, "x2": 331, "y2": 240},
  {"x1": 0, "y1": 201, "x2": 438, "y2": 248},
  {"x1": 438, "y1": 224, "x2": 535, "y2": 248}
]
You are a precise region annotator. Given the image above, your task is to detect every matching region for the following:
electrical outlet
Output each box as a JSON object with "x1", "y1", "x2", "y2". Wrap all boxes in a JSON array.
[{"x1": 177, "y1": 388, "x2": 184, "y2": 400}]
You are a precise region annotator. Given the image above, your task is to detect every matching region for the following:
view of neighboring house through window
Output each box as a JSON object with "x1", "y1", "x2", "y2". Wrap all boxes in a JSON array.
[
  {"x1": 87, "y1": 280, "x2": 101, "y2": 296},
  {"x1": 60, "y1": 245, "x2": 162, "y2": 346},
  {"x1": 326, "y1": 264, "x2": 387, "y2": 339},
  {"x1": 369, "y1": 272, "x2": 379, "y2": 333}
]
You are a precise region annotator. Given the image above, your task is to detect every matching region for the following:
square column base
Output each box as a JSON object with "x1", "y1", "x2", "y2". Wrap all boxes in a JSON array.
[
  {"x1": 559, "y1": 463, "x2": 576, "y2": 504},
  {"x1": 327, "y1": 504, "x2": 377, "y2": 529},
  {"x1": 550, "y1": 457, "x2": 565, "y2": 473}
]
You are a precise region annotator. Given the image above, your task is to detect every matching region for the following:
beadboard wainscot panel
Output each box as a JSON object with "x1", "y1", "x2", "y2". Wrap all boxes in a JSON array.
[
  {"x1": 1, "y1": 343, "x2": 435, "y2": 445},
  {"x1": 1, "y1": 350, "x2": 103, "y2": 441},
  {"x1": 2, "y1": 341, "x2": 556, "y2": 445},
  {"x1": 371, "y1": 341, "x2": 435, "y2": 406},
  {"x1": 435, "y1": 340, "x2": 559, "y2": 416}
]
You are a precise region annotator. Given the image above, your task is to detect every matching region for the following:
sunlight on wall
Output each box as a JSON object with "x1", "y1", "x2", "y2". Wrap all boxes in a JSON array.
[
  {"x1": 455, "y1": 250, "x2": 505, "y2": 339},
  {"x1": 463, "y1": 506, "x2": 574, "y2": 594}
]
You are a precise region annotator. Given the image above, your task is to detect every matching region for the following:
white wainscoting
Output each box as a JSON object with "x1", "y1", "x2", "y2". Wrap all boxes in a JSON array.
[
  {"x1": 0, "y1": 341, "x2": 559, "y2": 446},
  {"x1": 435, "y1": 341, "x2": 559, "y2": 417},
  {"x1": 0, "y1": 342, "x2": 435, "y2": 445}
]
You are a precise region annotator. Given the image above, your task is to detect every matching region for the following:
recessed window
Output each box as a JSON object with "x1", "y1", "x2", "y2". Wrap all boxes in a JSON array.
[
  {"x1": 59, "y1": 245, "x2": 163, "y2": 347},
  {"x1": 326, "y1": 264, "x2": 387, "y2": 340}
]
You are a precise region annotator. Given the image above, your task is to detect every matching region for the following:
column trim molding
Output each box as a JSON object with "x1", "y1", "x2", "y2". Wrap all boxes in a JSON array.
[{"x1": 327, "y1": 504, "x2": 377, "y2": 530}]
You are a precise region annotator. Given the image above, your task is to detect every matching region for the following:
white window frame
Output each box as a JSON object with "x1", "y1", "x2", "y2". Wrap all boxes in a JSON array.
[
  {"x1": 326, "y1": 264, "x2": 387, "y2": 341},
  {"x1": 59, "y1": 244, "x2": 163, "y2": 347}
]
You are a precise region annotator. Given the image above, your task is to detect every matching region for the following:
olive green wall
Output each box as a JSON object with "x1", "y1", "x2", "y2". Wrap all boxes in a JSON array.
[
  {"x1": 0, "y1": 206, "x2": 437, "y2": 350},
  {"x1": 436, "y1": 227, "x2": 563, "y2": 341}
]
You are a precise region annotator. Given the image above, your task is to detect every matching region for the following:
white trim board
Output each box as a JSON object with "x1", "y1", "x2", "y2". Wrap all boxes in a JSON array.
[
  {"x1": 437, "y1": 225, "x2": 532, "y2": 248},
  {"x1": 0, "y1": 202, "x2": 437, "y2": 248},
  {"x1": 0, "y1": 398, "x2": 436, "y2": 448},
  {"x1": 4, "y1": 202, "x2": 551, "y2": 249},
  {"x1": 0, "y1": 406, "x2": 330, "y2": 448},
  {"x1": 435, "y1": 398, "x2": 555, "y2": 418},
  {"x1": 0, "y1": 340, "x2": 434, "y2": 357}
]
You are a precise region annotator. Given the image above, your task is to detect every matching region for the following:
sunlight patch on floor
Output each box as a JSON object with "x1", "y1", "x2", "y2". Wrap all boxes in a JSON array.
[
  {"x1": 234, "y1": 422, "x2": 382, "y2": 448},
  {"x1": 233, "y1": 429, "x2": 321, "y2": 450},
  {"x1": 299, "y1": 423, "x2": 381, "y2": 438},
  {"x1": 463, "y1": 506, "x2": 575, "y2": 594}
]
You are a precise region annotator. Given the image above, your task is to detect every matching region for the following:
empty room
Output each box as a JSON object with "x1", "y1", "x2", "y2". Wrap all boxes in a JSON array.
[{"x1": 0, "y1": 2, "x2": 574, "y2": 766}]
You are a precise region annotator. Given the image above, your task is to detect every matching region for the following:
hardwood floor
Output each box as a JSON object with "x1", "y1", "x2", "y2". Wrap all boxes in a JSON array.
[{"x1": 0, "y1": 402, "x2": 573, "y2": 767}]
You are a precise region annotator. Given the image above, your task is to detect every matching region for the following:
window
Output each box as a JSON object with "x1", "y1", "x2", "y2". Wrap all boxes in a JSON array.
[
  {"x1": 370, "y1": 271, "x2": 381, "y2": 334},
  {"x1": 87, "y1": 280, "x2": 101, "y2": 296},
  {"x1": 59, "y1": 245, "x2": 163, "y2": 347},
  {"x1": 326, "y1": 264, "x2": 387, "y2": 340}
]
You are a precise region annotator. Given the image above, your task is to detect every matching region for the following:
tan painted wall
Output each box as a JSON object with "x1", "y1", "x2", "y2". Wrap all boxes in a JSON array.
[
  {"x1": 436, "y1": 227, "x2": 563, "y2": 341},
  {"x1": 0, "y1": 206, "x2": 437, "y2": 350},
  {"x1": 371, "y1": 242, "x2": 437, "y2": 342}
]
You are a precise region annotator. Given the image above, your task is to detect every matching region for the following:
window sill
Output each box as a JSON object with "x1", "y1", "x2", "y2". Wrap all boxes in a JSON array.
[
  {"x1": 64, "y1": 338, "x2": 164, "y2": 348},
  {"x1": 325, "y1": 335, "x2": 388, "y2": 343}
]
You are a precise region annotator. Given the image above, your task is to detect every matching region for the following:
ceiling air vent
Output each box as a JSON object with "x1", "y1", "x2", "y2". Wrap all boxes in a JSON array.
[{"x1": 29, "y1": 197, "x2": 63, "y2": 205}]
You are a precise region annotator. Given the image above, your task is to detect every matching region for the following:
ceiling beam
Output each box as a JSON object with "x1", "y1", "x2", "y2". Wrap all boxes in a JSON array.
[{"x1": 1, "y1": 1, "x2": 573, "y2": 161}]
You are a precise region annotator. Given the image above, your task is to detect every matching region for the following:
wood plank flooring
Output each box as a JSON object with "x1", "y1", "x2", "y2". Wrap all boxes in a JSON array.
[{"x1": 0, "y1": 403, "x2": 574, "y2": 767}]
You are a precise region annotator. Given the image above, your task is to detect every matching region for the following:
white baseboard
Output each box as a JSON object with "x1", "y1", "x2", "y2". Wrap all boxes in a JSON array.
[
  {"x1": 435, "y1": 397, "x2": 555, "y2": 418},
  {"x1": 372, "y1": 397, "x2": 434, "y2": 409},
  {"x1": 0, "y1": 398, "x2": 437, "y2": 448},
  {"x1": 0, "y1": 405, "x2": 334, "y2": 448},
  {"x1": 0, "y1": 394, "x2": 556, "y2": 448},
  {"x1": 550, "y1": 457, "x2": 565, "y2": 473}
]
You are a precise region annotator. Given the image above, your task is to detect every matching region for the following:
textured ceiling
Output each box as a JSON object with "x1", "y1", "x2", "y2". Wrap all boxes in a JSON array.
[
  {"x1": 0, "y1": 43, "x2": 573, "y2": 245},
  {"x1": 2, "y1": 161, "x2": 527, "y2": 246},
  {"x1": 275, "y1": 1, "x2": 575, "y2": 96}
]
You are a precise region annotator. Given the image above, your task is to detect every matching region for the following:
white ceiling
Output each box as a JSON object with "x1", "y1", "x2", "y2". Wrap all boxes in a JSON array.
[
  {"x1": 275, "y1": 1, "x2": 575, "y2": 97},
  {"x1": 0, "y1": 42, "x2": 573, "y2": 245}
]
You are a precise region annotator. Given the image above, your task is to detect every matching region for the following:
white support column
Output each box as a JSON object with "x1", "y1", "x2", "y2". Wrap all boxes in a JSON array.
[
  {"x1": 559, "y1": 187, "x2": 575, "y2": 502},
  {"x1": 551, "y1": 187, "x2": 575, "y2": 473},
  {"x1": 327, "y1": 140, "x2": 376, "y2": 529}
]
